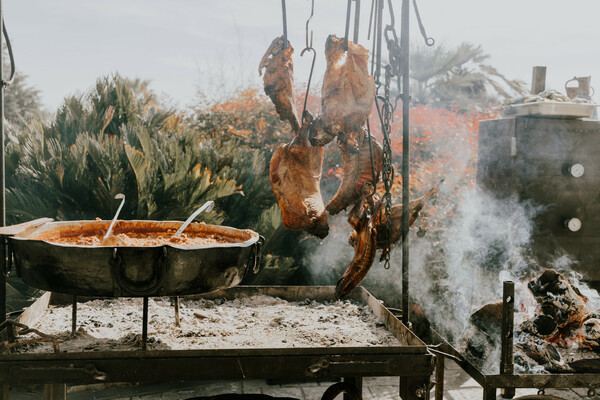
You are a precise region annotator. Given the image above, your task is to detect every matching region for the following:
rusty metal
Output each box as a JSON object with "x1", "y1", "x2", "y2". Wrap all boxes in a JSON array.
[
  {"x1": 5, "y1": 220, "x2": 263, "y2": 297},
  {"x1": 0, "y1": 320, "x2": 60, "y2": 353},
  {"x1": 500, "y1": 281, "x2": 515, "y2": 398},
  {"x1": 71, "y1": 296, "x2": 77, "y2": 334},
  {"x1": 174, "y1": 296, "x2": 180, "y2": 326}
]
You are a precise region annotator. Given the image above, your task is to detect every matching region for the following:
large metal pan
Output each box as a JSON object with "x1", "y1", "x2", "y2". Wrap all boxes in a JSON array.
[{"x1": 4, "y1": 219, "x2": 263, "y2": 297}]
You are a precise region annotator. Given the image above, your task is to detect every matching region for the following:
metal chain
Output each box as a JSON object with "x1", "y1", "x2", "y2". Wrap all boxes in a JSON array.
[{"x1": 381, "y1": 64, "x2": 394, "y2": 269}]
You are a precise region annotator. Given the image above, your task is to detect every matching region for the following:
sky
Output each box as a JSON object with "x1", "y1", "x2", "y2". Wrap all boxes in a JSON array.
[{"x1": 4, "y1": 0, "x2": 599, "y2": 112}]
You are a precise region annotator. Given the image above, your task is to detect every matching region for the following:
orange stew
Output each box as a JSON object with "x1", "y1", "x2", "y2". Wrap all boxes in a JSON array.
[{"x1": 46, "y1": 231, "x2": 242, "y2": 247}]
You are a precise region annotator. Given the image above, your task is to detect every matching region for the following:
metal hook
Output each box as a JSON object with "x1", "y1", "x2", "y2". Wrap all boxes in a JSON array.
[
  {"x1": 305, "y1": 0, "x2": 314, "y2": 50},
  {"x1": 413, "y1": 0, "x2": 434, "y2": 46},
  {"x1": 281, "y1": 0, "x2": 288, "y2": 49},
  {"x1": 301, "y1": 0, "x2": 317, "y2": 124}
]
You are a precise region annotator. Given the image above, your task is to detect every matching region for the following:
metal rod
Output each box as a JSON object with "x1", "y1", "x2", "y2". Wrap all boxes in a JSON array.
[
  {"x1": 353, "y1": 0, "x2": 361, "y2": 44},
  {"x1": 142, "y1": 296, "x2": 149, "y2": 350},
  {"x1": 174, "y1": 296, "x2": 180, "y2": 327},
  {"x1": 344, "y1": 0, "x2": 352, "y2": 50},
  {"x1": 400, "y1": 0, "x2": 410, "y2": 326},
  {"x1": 281, "y1": 0, "x2": 288, "y2": 48},
  {"x1": 0, "y1": 0, "x2": 5, "y2": 328},
  {"x1": 374, "y1": 0, "x2": 383, "y2": 83},
  {"x1": 500, "y1": 281, "x2": 515, "y2": 398},
  {"x1": 71, "y1": 295, "x2": 77, "y2": 334},
  {"x1": 435, "y1": 355, "x2": 444, "y2": 400}
]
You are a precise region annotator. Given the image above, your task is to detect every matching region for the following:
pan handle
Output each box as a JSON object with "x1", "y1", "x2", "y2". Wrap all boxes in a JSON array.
[
  {"x1": 252, "y1": 236, "x2": 265, "y2": 274},
  {"x1": 112, "y1": 247, "x2": 167, "y2": 296}
]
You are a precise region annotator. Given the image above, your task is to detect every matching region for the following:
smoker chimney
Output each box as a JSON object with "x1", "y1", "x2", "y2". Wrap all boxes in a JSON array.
[{"x1": 531, "y1": 66, "x2": 547, "y2": 94}]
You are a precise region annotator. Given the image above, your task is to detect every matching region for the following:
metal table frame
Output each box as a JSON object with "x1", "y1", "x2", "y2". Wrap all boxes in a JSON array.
[{"x1": 0, "y1": 286, "x2": 435, "y2": 400}]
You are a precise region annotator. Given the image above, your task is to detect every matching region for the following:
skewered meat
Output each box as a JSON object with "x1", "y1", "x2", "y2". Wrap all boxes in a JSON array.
[
  {"x1": 326, "y1": 128, "x2": 383, "y2": 215},
  {"x1": 373, "y1": 181, "x2": 442, "y2": 260},
  {"x1": 270, "y1": 112, "x2": 329, "y2": 238},
  {"x1": 259, "y1": 36, "x2": 300, "y2": 133},
  {"x1": 335, "y1": 212, "x2": 377, "y2": 300},
  {"x1": 320, "y1": 35, "x2": 375, "y2": 148}
]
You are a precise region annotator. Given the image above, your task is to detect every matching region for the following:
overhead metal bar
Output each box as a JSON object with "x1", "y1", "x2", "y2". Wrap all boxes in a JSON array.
[{"x1": 400, "y1": 0, "x2": 410, "y2": 326}]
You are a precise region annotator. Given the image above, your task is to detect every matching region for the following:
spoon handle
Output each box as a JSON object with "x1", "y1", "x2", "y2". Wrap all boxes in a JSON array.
[
  {"x1": 173, "y1": 201, "x2": 215, "y2": 238},
  {"x1": 103, "y1": 194, "x2": 126, "y2": 241}
]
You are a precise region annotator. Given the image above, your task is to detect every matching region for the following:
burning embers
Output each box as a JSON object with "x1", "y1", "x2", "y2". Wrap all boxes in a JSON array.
[
  {"x1": 514, "y1": 269, "x2": 600, "y2": 372},
  {"x1": 467, "y1": 269, "x2": 600, "y2": 373}
]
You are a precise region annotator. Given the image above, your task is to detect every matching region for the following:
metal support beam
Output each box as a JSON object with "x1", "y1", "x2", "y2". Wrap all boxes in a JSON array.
[
  {"x1": 142, "y1": 296, "x2": 149, "y2": 350},
  {"x1": 435, "y1": 355, "x2": 444, "y2": 400},
  {"x1": 343, "y1": 376, "x2": 362, "y2": 400},
  {"x1": 400, "y1": 0, "x2": 411, "y2": 326},
  {"x1": 43, "y1": 384, "x2": 66, "y2": 400},
  {"x1": 71, "y1": 296, "x2": 77, "y2": 334},
  {"x1": 500, "y1": 281, "x2": 515, "y2": 398}
]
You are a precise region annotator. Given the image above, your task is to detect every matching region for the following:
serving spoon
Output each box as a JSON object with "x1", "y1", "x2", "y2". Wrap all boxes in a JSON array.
[
  {"x1": 102, "y1": 193, "x2": 125, "y2": 244},
  {"x1": 172, "y1": 201, "x2": 215, "y2": 238}
]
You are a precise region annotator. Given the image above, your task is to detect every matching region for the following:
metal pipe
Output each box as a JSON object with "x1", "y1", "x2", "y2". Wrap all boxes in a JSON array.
[
  {"x1": 344, "y1": 0, "x2": 352, "y2": 50},
  {"x1": 142, "y1": 296, "x2": 149, "y2": 350},
  {"x1": 400, "y1": 0, "x2": 410, "y2": 326},
  {"x1": 174, "y1": 296, "x2": 180, "y2": 327},
  {"x1": 500, "y1": 281, "x2": 515, "y2": 398},
  {"x1": 71, "y1": 295, "x2": 77, "y2": 334},
  {"x1": 374, "y1": 0, "x2": 383, "y2": 83},
  {"x1": 353, "y1": 0, "x2": 361, "y2": 44},
  {"x1": 281, "y1": 0, "x2": 288, "y2": 48},
  {"x1": 0, "y1": 0, "x2": 5, "y2": 327}
]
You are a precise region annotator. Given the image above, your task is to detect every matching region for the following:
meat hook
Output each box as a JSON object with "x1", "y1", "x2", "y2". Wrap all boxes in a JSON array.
[
  {"x1": 300, "y1": 0, "x2": 316, "y2": 124},
  {"x1": 280, "y1": 0, "x2": 288, "y2": 49}
]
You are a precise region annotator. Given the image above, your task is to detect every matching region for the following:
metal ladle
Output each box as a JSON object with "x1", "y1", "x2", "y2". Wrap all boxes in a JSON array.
[
  {"x1": 172, "y1": 201, "x2": 215, "y2": 238},
  {"x1": 102, "y1": 194, "x2": 125, "y2": 243}
]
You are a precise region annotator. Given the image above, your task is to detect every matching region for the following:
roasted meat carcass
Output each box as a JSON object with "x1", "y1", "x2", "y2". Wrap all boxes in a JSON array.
[
  {"x1": 259, "y1": 36, "x2": 300, "y2": 133},
  {"x1": 335, "y1": 195, "x2": 377, "y2": 299},
  {"x1": 373, "y1": 181, "x2": 441, "y2": 259},
  {"x1": 326, "y1": 127, "x2": 382, "y2": 215},
  {"x1": 270, "y1": 112, "x2": 329, "y2": 238},
  {"x1": 318, "y1": 35, "x2": 375, "y2": 148}
]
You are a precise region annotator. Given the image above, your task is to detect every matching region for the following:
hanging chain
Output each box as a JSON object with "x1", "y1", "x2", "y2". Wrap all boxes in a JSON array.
[{"x1": 381, "y1": 64, "x2": 394, "y2": 270}]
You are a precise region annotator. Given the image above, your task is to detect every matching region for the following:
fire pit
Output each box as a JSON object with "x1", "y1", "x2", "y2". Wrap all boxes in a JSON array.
[{"x1": 0, "y1": 286, "x2": 435, "y2": 400}]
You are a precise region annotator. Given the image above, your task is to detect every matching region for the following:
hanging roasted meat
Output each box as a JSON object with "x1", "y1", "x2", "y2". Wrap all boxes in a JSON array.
[
  {"x1": 259, "y1": 36, "x2": 300, "y2": 133},
  {"x1": 373, "y1": 181, "x2": 441, "y2": 257},
  {"x1": 270, "y1": 112, "x2": 329, "y2": 238},
  {"x1": 326, "y1": 127, "x2": 382, "y2": 215},
  {"x1": 335, "y1": 207, "x2": 377, "y2": 299},
  {"x1": 319, "y1": 35, "x2": 376, "y2": 148}
]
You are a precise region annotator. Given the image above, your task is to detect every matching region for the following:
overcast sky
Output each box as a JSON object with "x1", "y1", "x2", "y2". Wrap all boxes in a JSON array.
[{"x1": 4, "y1": 0, "x2": 599, "y2": 111}]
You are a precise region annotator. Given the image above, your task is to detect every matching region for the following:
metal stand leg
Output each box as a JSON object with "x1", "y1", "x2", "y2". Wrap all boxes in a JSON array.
[
  {"x1": 435, "y1": 356, "x2": 444, "y2": 400},
  {"x1": 342, "y1": 377, "x2": 362, "y2": 400},
  {"x1": 1, "y1": 237, "x2": 6, "y2": 326},
  {"x1": 500, "y1": 281, "x2": 515, "y2": 399},
  {"x1": 43, "y1": 384, "x2": 66, "y2": 400},
  {"x1": 142, "y1": 296, "x2": 148, "y2": 350},
  {"x1": 174, "y1": 296, "x2": 180, "y2": 327},
  {"x1": 483, "y1": 386, "x2": 496, "y2": 400},
  {"x1": 71, "y1": 295, "x2": 77, "y2": 335},
  {"x1": 0, "y1": 385, "x2": 8, "y2": 400}
]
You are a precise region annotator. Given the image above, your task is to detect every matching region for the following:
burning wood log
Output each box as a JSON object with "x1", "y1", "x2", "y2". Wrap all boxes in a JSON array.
[
  {"x1": 527, "y1": 269, "x2": 591, "y2": 333},
  {"x1": 514, "y1": 330, "x2": 566, "y2": 371}
]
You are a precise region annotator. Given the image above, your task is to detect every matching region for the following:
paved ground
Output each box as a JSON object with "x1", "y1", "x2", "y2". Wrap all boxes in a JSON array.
[{"x1": 7, "y1": 360, "x2": 593, "y2": 399}]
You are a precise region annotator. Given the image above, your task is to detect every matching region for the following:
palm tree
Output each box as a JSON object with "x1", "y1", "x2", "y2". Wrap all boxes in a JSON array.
[{"x1": 410, "y1": 42, "x2": 527, "y2": 110}]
